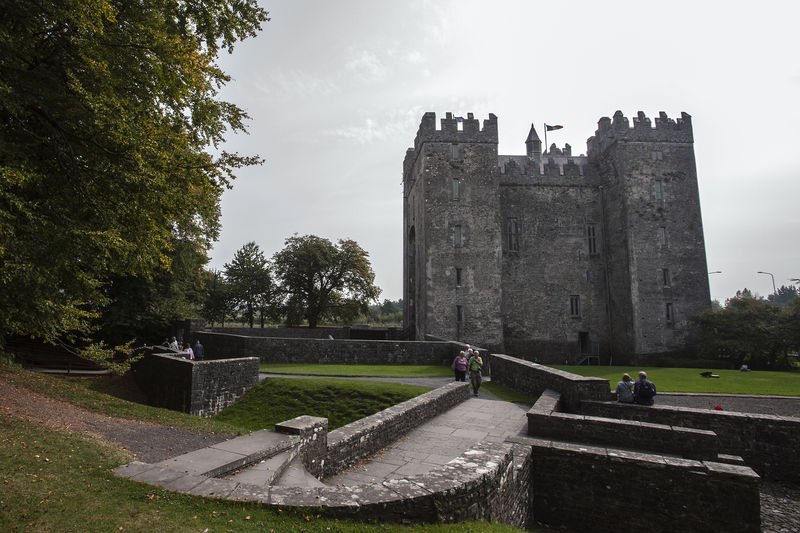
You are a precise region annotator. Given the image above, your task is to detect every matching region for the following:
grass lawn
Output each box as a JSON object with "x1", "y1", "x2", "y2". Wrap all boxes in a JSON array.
[
  {"x1": 552, "y1": 365, "x2": 800, "y2": 396},
  {"x1": 214, "y1": 377, "x2": 432, "y2": 431},
  {"x1": 260, "y1": 363, "x2": 453, "y2": 378}
]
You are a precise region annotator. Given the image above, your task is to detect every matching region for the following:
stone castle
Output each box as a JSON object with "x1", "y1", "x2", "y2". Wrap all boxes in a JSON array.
[{"x1": 402, "y1": 110, "x2": 711, "y2": 363}]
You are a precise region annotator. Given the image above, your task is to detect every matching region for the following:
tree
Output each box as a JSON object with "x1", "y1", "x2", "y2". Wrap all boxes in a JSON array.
[
  {"x1": 98, "y1": 237, "x2": 208, "y2": 345},
  {"x1": 224, "y1": 242, "x2": 274, "y2": 328},
  {"x1": 0, "y1": 1, "x2": 268, "y2": 350},
  {"x1": 201, "y1": 269, "x2": 234, "y2": 328},
  {"x1": 691, "y1": 293, "x2": 792, "y2": 370},
  {"x1": 272, "y1": 235, "x2": 381, "y2": 328},
  {"x1": 767, "y1": 285, "x2": 799, "y2": 306}
]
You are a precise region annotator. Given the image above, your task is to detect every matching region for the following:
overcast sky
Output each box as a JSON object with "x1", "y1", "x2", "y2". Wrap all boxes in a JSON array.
[{"x1": 209, "y1": 0, "x2": 800, "y2": 304}]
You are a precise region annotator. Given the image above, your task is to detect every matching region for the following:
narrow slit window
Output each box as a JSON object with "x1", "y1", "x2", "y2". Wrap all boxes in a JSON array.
[
  {"x1": 456, "y1": 305, "x2": 464, "y2": 322},
  {"x1": 654, "y1": 180, "x2": 664, "y2": 201},
  {"x1": 452, "y1": 178, "x2": 462, "y2": 200},
  {"x1": 662, "y1": 268, "x2": 671, "y2": 287},
  {"x1": 665, "y1": 302, "x2": 674, "y2": 325},
  {"x1": 657, "y1": 226, "x2": 667, "y2": 246},
  {"x1": 570, "y1": 295, "x2": 581, "y2": 317},
  {"x1": 507, "y1": 217, "x2": 520, "y2": 251},
  {"x1": 586, "y1": 224, "x2": 598, "y2": 254},
  {"x1": 456, "y1": 268, "x2": 462, "y2": 287}
]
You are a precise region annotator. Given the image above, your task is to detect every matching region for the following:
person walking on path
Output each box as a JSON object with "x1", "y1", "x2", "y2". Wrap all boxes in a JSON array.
[
  {"x1": 633, "y1": 371, "x2": 656, "y2": 405},
  {"x1": 452, "y1": 351, "x2": 468, "y2": 382},
  {"x1": 616, "y1": 373, "x2": 634, "y2": 403},
  {"x1": 468, "y1": 351, "x2": 484, "y2": 396}
]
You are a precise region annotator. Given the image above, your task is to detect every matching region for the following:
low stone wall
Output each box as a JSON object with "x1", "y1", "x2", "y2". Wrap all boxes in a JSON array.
[
  {"x1": 324, "y1": 381, "x2": 472, "y2": 477},
  {"x1": 207, "y1": 326, "x2": 348, "y2": 339},
  {"x1": 270, "y1": 440, "x2": 532, "y2": 528},
  {"x1": 527, "y1": 390, "x2": 720, "y2": 461},
  {"x1": 526, "y1": 436, "x2": 761, "y2": 533},
  {"x1": 581, "y1": 400, "x2": 800, "y2": 483},
  {"x1": 197, "y1": 331, "x2": 457, "y2": 366},
  {"x1": 489, "y1": 353, "x2": 610, "y2": 410},
  {"x1": 132, "y1": 353, "x2": 259, "y2": 417}
]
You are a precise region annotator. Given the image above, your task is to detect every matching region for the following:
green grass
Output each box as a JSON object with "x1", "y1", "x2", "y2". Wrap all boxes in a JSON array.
[
  {"x1": 552, "y1": 365, "x2": 800, "y2": 396},
  {"x1": 481, "y1": 382, "x2": 537, "y2": 405},
  {"x1": 214, "y1": 377, "x2": 432, "y2": 431},
  {"x1": 0, "y1": 413, "x2": 528, "y2": 532},
  {"x1": 260, "y1": 363, "x2": 453, "y2": 378}
]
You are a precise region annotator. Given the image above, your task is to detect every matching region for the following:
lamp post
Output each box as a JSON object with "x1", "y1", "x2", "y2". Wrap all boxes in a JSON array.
[{"x1": 757, "y1": 271, "x2": 776, "y2": 295}]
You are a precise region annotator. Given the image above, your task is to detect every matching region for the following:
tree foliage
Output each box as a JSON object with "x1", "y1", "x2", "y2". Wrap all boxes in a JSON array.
[
  {"x1": 767, "y1": 285, "x2": 799, "y2": 306},
  {"x1": 224, "y1": 241, "x2": 275, "y2": 328},
  {"x1": 0, "y1": 1, "x2": 267, "y2": 349},
  {"x1": 272, "y1": 235, "x2": 381, "y2": 328},
  {"x1": 691, "y1": 292, "x2": 800, "y2": 370}
]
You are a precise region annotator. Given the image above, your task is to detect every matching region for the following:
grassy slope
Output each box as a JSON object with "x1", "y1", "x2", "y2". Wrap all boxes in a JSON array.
[
  {"x1": 214, "y1": 377, "x2": 432, "y2": 431},
  {"x1": 553, "y1": 365, "x2": 800, "y2": 396}
]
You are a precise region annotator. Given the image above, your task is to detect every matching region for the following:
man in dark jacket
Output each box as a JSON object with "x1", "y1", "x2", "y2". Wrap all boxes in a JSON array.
[{"x1": 633, "y1": 371, "x2": 656, "y2": 405}]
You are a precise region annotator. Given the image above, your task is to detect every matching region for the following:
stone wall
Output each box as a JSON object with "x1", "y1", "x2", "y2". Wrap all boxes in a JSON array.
[
  {"x1": 197, "y1": 331, "x2": 456, "y2": 366},
  {"x1": 489, "y1": 352, "x2": 610, "y2": 410},
  {"x1": 527, "y1": 389, "x2": 720, "y2": 461},
  {"x1": 581, "y1": 400, "x2": 800, "y2": 483},
  {"x1": 526, "y1": 436, "x2": 761, "y2": 533},
  {"x1": 132, "y1": 353, "x2": 259, "y2": 417},
  {"x1": 324, "y1": 381, "x2": 472, "y2": 477}
]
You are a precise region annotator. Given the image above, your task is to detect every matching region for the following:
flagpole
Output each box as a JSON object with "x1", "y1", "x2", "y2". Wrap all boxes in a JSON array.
[{"x1": 543, "y1": 123, "x2": 547, "y2": 156}]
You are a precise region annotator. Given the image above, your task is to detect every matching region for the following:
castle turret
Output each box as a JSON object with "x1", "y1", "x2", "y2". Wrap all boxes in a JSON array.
[{"x1": 525, "y1": 124, "x2": 542, "y2": 160}]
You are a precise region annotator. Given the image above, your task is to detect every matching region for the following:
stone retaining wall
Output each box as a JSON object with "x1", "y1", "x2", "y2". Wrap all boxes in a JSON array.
[
  {"x1": 324, "y1": 381, "x2": 472, "y2": 477},
  {"x1": 197, "y1": 331, "x2": 457, "y2": 366},
  {"x1": 526, "y1": 436, "x2": 761, "y2": 533},
  {"x1": 581, "y1": 400, "x2": 800, "y2": 483},
  {"x1": 527, "y1": 389, "x2": 720, "y2": 461},
  {"x1": 489, "y1": 353, "x2": 610, "y2": 410},
  {"x1": 132, "y1": 353, "x2": 259, "y2": 417}
]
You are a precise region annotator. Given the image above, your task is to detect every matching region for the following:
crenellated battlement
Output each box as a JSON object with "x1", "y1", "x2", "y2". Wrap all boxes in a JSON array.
[
  {"x1": 413, "y1": 112, "x2": 498, "y2": 151},
  {"x1": 587, "y1": 110, "x2": 693, "y2": 157},
  {"x1": 499, "y1": 153, "x2": 589, "y2": 183}
]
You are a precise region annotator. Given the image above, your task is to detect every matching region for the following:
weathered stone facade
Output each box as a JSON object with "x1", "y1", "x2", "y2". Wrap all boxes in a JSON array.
[{"x1": 403, "y1": 111, "x2": 711, "y2": 362}]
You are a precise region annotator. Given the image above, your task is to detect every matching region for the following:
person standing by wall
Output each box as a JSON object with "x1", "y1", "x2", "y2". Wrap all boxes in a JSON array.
[
  {"x1": 193, "y1": 339, "x2": 204, "y2": 360},
  {"x1": 468, "y1": 350, "x2": 483, "y2": 396}
]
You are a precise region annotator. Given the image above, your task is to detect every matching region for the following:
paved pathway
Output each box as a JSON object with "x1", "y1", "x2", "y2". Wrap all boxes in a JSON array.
[{"x1": 325, "y1": 396, "x2": 529, "y2": 485}]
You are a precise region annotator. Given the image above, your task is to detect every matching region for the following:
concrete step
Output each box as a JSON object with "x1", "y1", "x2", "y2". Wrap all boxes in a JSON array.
[
  {"x1": 273, "y1": 456, "x2": 326, "y2": 488},
  {"x1": 224, "y1": 449, "x2": 295, "y2": 486}
]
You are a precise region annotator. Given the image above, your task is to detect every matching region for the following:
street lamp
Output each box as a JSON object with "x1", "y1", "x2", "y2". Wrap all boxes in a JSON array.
[{"x1": 757, "y1": 271, "x2": 776, "y2": 295}]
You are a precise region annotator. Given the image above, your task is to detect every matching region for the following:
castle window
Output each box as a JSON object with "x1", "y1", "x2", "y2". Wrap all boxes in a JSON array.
[
  {"x1": 456, "y1": 268, "x2": 462, "y2": 287},
  {"x1": 665, "y1": 302, "x2": 674, "y2": 325},
  {"x1": 651, "y1": 151, "x2": 663, "y2": 161},
  {"x1": 570, "y1": 295, "x2": 581, "y2": 318},
  {"x1": 586, "y1": 224, "x2": 598, "y2": 254},
  {"x1": 451, "y1": 143, "x2": 460, "y2": 161},
  {"x1": 454, "y1": 225, "x2": 463, "y2": 247},
  {"x1": 456, "y1": 305, "x2": 464, "y2": 322},
  {"x1": 452, "y1": 178, "x2": 462, "y2": 200},
  {"x1": 506, "y1": 217, "x2": 520, "y2": 251},
  {"x1": 654, "y1": 180, "x2": 664, "y2": 202},
  {"x1": 662, "y1": 268, "x2": 671, "y2": 287},
  {"x1": 657, "y1": 226, "x2": 667, "y2": 246}
]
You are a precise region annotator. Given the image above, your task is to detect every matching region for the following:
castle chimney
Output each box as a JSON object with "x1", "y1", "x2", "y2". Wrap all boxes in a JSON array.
[{"x1": 526, "y1": 124, "x2": 542, "y2": 161}]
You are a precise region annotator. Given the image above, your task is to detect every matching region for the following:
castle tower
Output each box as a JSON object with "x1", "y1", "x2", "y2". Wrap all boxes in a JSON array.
[
  {"x1": 525, "y1": 124, "x2": 542, "y2": 161},
  {"x1": 403, "y1": 112, "x2": 504, "y2": 349},
  {"x1": 588, "y1": 111, "x2": 710, "y2": 358}
]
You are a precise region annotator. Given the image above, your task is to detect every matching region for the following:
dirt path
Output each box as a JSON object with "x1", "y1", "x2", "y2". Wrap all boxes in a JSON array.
[{"x1": 0, "y1": 377, "x2": 232, "y2": 463}]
